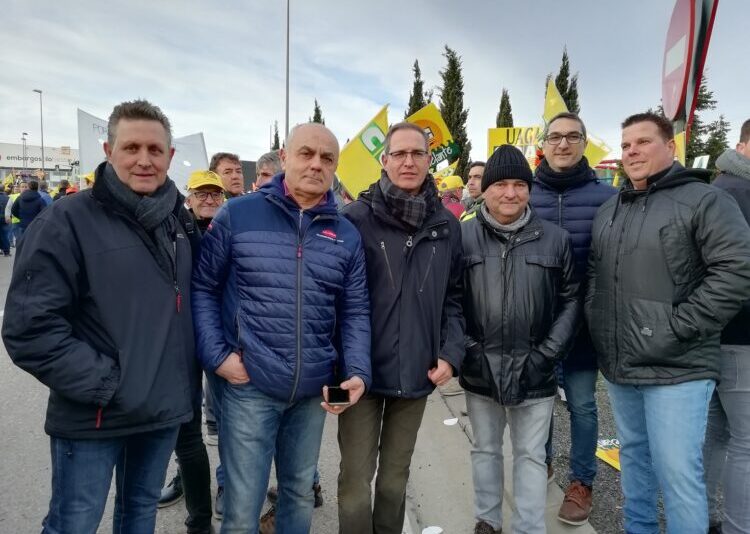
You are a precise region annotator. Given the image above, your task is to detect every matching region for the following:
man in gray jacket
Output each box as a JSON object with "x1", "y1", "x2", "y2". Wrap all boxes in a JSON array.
[
  {"x1": 586, "y1": 112, "x2": 750, "y2": 534},
  {"x1": 703, "y1": 117, "x2": 750, "y2": 534}
]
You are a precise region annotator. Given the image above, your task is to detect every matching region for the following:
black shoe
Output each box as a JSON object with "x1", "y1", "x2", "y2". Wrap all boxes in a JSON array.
[
  {"x1": 313, "y1": 483, "x2": 323, "y2": 508},
  {"x1": 158, "y1": 471, "x2": 184, "y2": 508},
  {"x1": 708, "y1": 525, "x2": 723, "y2": 534},
  {"x1": 214, "y1": 486, "x2": 224, "y2": 519},
  {"x1": 267, "y1": 483, "x2": 322, "y2": 507}
]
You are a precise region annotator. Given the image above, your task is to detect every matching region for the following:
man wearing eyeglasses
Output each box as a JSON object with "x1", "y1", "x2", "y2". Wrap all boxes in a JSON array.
[
  {"x1": 529, "y1": 111, "x2": 616, "y2": 525},
  {"x1": 337, "y1": 121, "x2": 464, "y2": 534},
  {"x1": 185, "y1": 170, "x2": 226, "y2": 232}
]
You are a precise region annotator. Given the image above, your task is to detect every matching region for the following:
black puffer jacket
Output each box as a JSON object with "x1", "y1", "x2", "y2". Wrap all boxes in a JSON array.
[
  {"x1": 459, "y1": 209, "x2": 580, "y2": 405},
  {"x1": 586, "y1": 163, "x2": 750, "y2": 385},
  {"x1": 11, "y1": 189, "x2": 46, "y2": 229},
  {"x1": 2, "y1": 169, "x2": 201, "y2": 438},
  {"x1": 342, "y1": 180, "x2": 464, "y2": 399}
]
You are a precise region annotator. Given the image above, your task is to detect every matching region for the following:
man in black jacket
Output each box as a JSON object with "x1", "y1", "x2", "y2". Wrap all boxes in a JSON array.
[
  {"x1": 461, "y1": 145, "x2": 579, "y2": 534},
  {"x1": 2, "y1": 100, "x2": 201, "y2": 534},
  {"x1": 338, "y1": 122, "x2": 464, "y2": 534},
  {"x1": 11, "y1": 178, "x2": 46, "y2": 236},
  {"x1": 703, "y1": 118, "x2": 750, "y2": 534},
  {"x1": 586, "y1": 112, "x2": 750, "y2": 534}
]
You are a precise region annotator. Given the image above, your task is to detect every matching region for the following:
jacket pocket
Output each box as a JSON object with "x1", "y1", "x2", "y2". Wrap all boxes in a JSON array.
[
  {"x1": 659, "y1": 223, "x2": 702, "y2": 287},
  {"x1": 622, "y1": 297, "x2": 694, "y2": 367},
  {"x1": 460, "y1": 340, "x2": 491, "y2": 390},
  {"x1": 525, "y1": 255, "x2": 562, "y2": 269}
]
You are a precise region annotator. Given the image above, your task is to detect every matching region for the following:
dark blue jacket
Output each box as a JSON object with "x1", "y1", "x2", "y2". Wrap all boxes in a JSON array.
[
  {"x1": 531, "y1": 166, "x2": 617, "y2": 370},
  {"x1": 11, "y1": 190, "x2": 47, "y2": 229},
  {"x1": 192, "y1": 174, "x2": 371, "y2": 402}
]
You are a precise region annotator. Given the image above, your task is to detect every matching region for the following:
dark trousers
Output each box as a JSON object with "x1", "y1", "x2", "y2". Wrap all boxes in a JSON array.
[
  {"x1": 0, "y1": 223, "x2": 9, "y2": 254},
  {"x1": 175, "y1": 407, "x2": 213, "y2": 533},
  {"x1": 337, "y1": 394, "x2": 427, "y2": 534}
]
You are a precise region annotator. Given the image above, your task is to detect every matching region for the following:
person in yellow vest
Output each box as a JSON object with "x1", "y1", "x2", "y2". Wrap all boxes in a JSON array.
[{"x1": 5, "y1": 183, "x2": 25, "y2": 247}]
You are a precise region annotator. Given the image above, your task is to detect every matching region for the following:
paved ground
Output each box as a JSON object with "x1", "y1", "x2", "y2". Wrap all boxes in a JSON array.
[{"x1": 0, "y1": 251, "x2": 629, "y2": 533}]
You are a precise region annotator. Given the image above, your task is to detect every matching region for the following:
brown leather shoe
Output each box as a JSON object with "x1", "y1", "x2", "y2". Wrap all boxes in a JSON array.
[
  {"x1": 259, "y1": 506, "x2": 276, "y2": 534},
  {"x1": 557, "y1": 480, "x2": 592, "y2": 525}
]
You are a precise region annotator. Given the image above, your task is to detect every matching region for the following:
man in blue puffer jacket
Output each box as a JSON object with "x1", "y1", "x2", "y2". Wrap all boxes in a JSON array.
[
  {"x1": 192, "y1": 123, "x2": 371, "y2": 533},
  {"x1": 530, "y1": 112, "x2": 617, "y2": 526}
]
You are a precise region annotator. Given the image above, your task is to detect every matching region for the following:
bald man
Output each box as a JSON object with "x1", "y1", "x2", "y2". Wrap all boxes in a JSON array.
[{"x1": 193, "y1": 123, "x2": 372, "y2": 533}]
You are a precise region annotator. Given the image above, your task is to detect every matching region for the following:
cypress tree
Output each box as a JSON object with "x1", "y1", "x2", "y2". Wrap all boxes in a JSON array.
[
  {"x1": 439, "y1": 45, "x2": 471, "y2": 177},
  {"x1": 405, "y1": 60, "x2": 427, "y2": 117},
  {"x1": 496, "y1": 88, "x2": 514, "y2": 127},
  {"x1": 311, "y1": 99, "x2": 325, "y2": 124}
]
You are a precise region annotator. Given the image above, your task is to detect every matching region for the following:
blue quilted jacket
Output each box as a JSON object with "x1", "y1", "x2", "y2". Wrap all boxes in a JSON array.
[
  {"x1": 192, "y1": 174, "x2": 372, "y2": 402},
  {"x1": 530, "y1": 167, "x2": 617, "y2": 370}
]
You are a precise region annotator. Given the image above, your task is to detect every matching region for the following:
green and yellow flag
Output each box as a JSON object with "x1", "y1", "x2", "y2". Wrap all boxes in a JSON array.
[
  {"x1": 336, "y1": 105, "x2": 389, "y2": 198},
  {"x1": 405, "y1": 103, "x2": 460, "y2": 173}
]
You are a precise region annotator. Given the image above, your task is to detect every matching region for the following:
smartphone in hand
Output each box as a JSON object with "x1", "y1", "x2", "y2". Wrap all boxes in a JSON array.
[{"x1": 326, "y1": 386, "x2": 351, "y2": 406}]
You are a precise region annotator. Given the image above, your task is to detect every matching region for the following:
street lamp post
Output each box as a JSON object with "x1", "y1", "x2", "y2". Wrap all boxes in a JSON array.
[
  {"x1": 33, "y1": 89, "x2": 45, "y2": 179},
  {"x1": 21, "y1": 132, "x2": 29, "y2": 171},
  {"x1": 285, "y1": 0, "x2": 290, "y2": 141}
]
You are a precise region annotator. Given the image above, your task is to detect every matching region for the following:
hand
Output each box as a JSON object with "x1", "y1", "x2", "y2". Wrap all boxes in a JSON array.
[
  {"x1": 321, "y1": 376, "x2": 365, "y2": 415},
  {"x1": 427, "y1": 357, "x2": 453, "y2": 386},
  {"x1": 215, "y1": 352, "x2": 250, "y2": 385}
]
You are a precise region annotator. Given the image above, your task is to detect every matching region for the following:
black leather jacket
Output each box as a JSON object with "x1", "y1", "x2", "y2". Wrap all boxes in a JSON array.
[
  {"x1": 459, "y1": 208, "x2": 580, "y2": 405},
  {"x1": 586, "y1": 163, "x2": 750, "y2": 385}
]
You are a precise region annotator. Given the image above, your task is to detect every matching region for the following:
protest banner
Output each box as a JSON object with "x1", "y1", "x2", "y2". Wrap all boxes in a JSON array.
[{"x1": 336, "y1": 105, "x2": 389, "y2": 198}]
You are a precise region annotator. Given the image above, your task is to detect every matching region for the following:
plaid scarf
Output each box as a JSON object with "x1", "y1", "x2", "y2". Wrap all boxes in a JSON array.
[{"x1": 377, "y1": 171, "x2": 439, "y2": 232}]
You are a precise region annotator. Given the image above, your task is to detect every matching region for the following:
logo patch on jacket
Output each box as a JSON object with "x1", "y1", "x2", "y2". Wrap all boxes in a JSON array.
[{"x1": 316, "y1": 228, "x2": 343, "y2": 243}]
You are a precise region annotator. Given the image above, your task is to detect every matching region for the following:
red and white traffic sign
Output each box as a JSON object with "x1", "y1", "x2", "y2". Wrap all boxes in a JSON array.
[{"x1": 662, "y1": 0, "x2": 695, "y2": 121}]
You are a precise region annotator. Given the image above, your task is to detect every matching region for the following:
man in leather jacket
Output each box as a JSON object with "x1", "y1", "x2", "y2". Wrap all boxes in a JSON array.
[{"x1": 460, "y1": 144, "x2": 579, "y2": 534}]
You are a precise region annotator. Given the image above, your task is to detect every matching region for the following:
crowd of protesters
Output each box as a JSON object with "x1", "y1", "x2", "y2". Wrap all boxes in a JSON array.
[{"x1": 3, "y1": 98, "x2": 750, "y2": 534}]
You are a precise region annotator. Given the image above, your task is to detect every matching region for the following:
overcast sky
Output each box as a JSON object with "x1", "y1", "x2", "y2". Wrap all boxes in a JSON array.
[{"x1": 2, "y1": 0, "x2": 746, "y2": 165}]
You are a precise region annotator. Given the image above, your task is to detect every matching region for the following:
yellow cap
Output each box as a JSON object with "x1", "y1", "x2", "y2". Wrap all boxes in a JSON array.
[
  {"x1": 83, "y1": 171, "x2": 95, "y2": 184},
  {"x1": 187, "y1": 170, "x2": 224, "y2": 191},
  {"x1": 438, "y1": 175, "x2": 464, "y2": 192}
]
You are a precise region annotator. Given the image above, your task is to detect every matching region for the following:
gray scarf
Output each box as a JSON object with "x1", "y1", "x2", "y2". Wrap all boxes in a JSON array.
[
  {"x1": 100, "y1": 162, "x2": 180, "y2": 276},
  {"x1": 716, "y1": 149, "x2": 750, "y2": 181},
  {"x1": 480, "y1": 203, "x2": 531, "y2": 238},
  {"x1": 377, "y1": 171, "x2": 439, "y2": 232}
]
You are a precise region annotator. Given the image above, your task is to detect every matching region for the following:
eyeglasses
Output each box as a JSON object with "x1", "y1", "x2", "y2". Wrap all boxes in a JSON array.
[
  {"x1": 192, "y1": 191, "x2": 223, "y2": 201},
  {"x1": 387, "y1": 150, "x2": 430, "y2": 162},
  {"x1": 544, "y1": 132, "x2": 585, "y2": 145}
]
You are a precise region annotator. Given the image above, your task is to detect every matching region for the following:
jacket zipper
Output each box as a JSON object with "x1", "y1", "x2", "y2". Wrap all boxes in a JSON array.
[
  {"x1": 95, "y1": 406, "x2": 103, "y2": 429},
  {"x1": 172, "y1": 240, "x2": 181, "y2": 313},
  {"x1": 558, "y1": 193, "x2": 563, "y2": 226},
  {"x1": 418, "y1": 246, "x2": 436, "y2": 293},
  {"x1": 380, "y1": 241, "x2": 396, "y2": 290}
]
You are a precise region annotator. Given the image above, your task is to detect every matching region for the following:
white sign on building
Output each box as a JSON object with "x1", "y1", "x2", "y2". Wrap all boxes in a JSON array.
[{"x1": 0, "y1": 143, "x2": 79, "y2": 170}]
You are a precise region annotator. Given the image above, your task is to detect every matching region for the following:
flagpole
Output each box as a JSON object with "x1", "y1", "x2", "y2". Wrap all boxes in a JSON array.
[{"x1": 285, "y1": 0, "x2": 290, "y2": 141}]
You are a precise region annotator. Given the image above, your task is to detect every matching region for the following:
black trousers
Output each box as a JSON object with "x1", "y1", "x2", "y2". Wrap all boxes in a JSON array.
[{"x1": 175, "y1": 406, "x2": 213, "y2": 533}]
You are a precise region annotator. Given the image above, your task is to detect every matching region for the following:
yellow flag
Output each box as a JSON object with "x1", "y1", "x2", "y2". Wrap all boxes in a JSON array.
[
  {"x1": 433, "y1": 161, "x2": 458, "y2": 183},
  {"x1": 673, "y1": 131, "x2": 686, "y2": 166},
  {"x1": 3, "y1": 173, "x2": 15, "y2": 187},
  {"x1": 543, "y1": 79, "x2": 568, "y2": 124},
  {"x1": 405, "y1": 103, "x2": 460, "y2": 172},
  {"x1": 584, "y1": 134, "x2": 612, "y2": 168},
  {"x1": 487, "y1": 127, "x2": 542, "y2": 169},
  {"x1": 336, "y1": 105, "x2": 389, "y2": 198}
]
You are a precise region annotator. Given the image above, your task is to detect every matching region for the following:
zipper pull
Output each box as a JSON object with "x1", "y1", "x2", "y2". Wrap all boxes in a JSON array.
[
  {"x1": 175, "y1": 283, "x2": 182, "y2": 313},
  {"x1": 406, "y1": 235, "x2": 413, "y2": 247},
  {"x1": 297, "y1": 244, "x2": 302, "y2": 258},
  {"x1": 95, "y1": 407, "x2": 103, "y2": 429}
]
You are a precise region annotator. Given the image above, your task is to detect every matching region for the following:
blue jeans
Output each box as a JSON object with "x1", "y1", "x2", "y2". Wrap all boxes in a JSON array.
[
  {"x1": 466, "y1": 392, "x2": 554, "y2": 534},
  {"x1": 205, "y1": 371, "x2": 225, "y2": 487},
  {"x1": 220, "y1": 381, "x2": 326, "y2": 534},
  {"x1": 704, "y1": 345, "x2": 750, "y2": 534},
  {"x1": 606, "y1": 378, "x2": 715, "y2": 534},
  {"x1": 42, "y1": 426, "x2": 179, "y2": 534},
  {"x1": 562, "y1": 367, "x2": 598, "y2": 486}
]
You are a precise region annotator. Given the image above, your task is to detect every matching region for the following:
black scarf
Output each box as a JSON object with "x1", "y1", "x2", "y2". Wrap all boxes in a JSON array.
[
  {"x1": 376, "y1": 170, "x2": 439, "y2": 232},
  {"x1": 100, "y1": 162, "x2": 180, "y2": 277},
  {"x1": 536, "y1": 156, "x2": 594, "y2": 192}
]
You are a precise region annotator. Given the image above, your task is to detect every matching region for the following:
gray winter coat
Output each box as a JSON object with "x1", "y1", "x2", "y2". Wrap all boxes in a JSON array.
[{"x1": 586, "y1": 163, "x2": 750, "y2": 385}]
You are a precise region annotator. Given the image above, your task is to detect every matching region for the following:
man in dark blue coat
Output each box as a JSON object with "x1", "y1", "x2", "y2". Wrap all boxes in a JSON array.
[
  {"x1": 10, "y1": 178, "x2": 47, "y2": 236},
  {"x1": 530, "y1": 112, "x2": 616, "y2": 525},
  {"x1": 192, "y1": 122, "x2": 371, "y2": 533}
]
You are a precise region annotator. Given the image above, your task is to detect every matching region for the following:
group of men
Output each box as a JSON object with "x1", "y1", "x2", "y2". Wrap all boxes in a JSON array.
[{"x1": 3, "y1": 98, "x2": 750, "y2": 534}]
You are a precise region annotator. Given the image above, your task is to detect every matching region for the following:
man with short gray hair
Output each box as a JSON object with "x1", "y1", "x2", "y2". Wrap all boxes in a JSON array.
[
  {"x1": 255, "y1": 150, "x2": 282, "y2": 188},
  {"x1": 3, "y1": 99, "x2": 201, "y2": 533}
]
